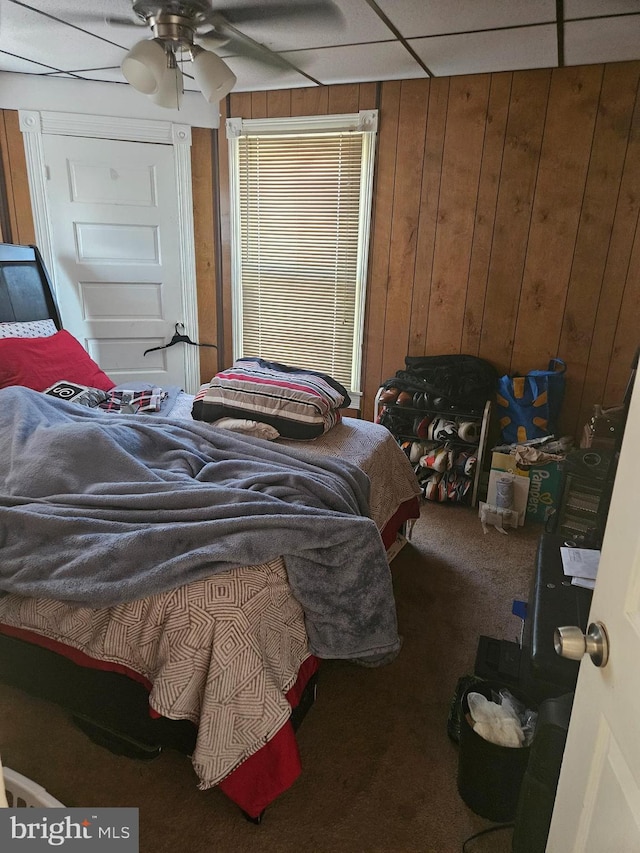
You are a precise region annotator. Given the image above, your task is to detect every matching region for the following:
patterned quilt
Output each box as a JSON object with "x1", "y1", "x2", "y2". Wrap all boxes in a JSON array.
[{"x1": 0, "y1": 559, "x2": 304, "y2": 790}]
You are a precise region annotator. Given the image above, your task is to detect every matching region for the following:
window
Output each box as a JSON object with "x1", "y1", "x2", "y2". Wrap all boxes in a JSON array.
[{"x1": 227, "y1": 111, "x2": 378, "y2": 406}]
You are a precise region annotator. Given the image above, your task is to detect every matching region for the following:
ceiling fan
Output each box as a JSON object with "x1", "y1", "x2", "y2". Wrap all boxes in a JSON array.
[{"x1": 101, "y1": 0, "x2": 342, "y2": 108}]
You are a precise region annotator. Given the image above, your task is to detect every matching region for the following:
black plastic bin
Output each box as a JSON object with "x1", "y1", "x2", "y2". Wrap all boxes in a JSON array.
[{"x1": 457, "y1": 680, "x2": 534, "y2": 823}]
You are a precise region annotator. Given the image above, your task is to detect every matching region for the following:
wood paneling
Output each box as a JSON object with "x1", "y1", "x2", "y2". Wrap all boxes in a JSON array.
[
  {"x1": 426, "y1": 74, "x2": 490, "y2": 355},
  {"x1": 217, "y1": 67, "x2": 640, "y2": 436},
  {"x1": 478, "y1": 70, "x2": 551, "y2": 373},
  {"x1": 4, "y1": 63, "x2": 640, "y2": 441},
  {"x1": 191, "y1": 126, "x2": 219, "y2": 383},
  {"x1": 0, "y1": 110, "x2": 35, "y2": 245}
]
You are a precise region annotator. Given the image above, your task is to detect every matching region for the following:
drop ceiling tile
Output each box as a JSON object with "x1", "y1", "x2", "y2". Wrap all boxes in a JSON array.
[
  {"x1": 565, "y1": 16, "x2": 640, "y2": 65},
  {"x1": 410, "y1": 24, "x2": 557, "y2": 76},
  {"x1": 223, "y1": 54, "x2": 313, "y2": 92},
  {"x1": 377, "y1": 0, "x2": 556, "y2": 37},
  {"x1": 67, "y1": 67, "x2": 134, "y2": 84},
  {"x1": 0, "y1": 1, "x2": 128, "y2": 75},
  {"x1": 16, "y1": 0, "x2": 144, "y2": 49},
  {"x1": 0, "y1": 53, "x2": 62, "y2": 75},
  {"x1": 214, "y1": 0, "x2": 392, "y2": 53},
  {"x1": 280, "y1": 41, "x2": 426, "y2": 85},
  {"x1": 564, "y1": 0, "x2": 640, "y2": 19}
]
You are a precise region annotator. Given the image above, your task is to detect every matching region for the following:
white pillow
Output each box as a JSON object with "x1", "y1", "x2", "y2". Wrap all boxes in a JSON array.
[
  {"x1": 213, "y1": 417, "x2": 280, "y2": 440},
  {"x1": 0, "y1": 319, "x2": 57, "y2": 338}
]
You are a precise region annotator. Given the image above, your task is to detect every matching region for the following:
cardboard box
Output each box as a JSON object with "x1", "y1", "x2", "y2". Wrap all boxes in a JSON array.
[
  {"x1": 524, "y1": 460, "x2": 563, "y2": 524},
  {"x1": 489, "y1": 451, "x2": 563, "y2": 525}
]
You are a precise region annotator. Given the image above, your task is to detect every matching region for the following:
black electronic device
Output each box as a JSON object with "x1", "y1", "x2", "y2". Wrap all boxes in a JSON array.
[
  {"x1": 512, "y1": 692, "x2": 574, "y2": 853},
  {"x1": 520, "y1": 534, "x2": 592, "y2": 703},
  {"x1": 562, "y1": 447, "x2": 615, "y2": 481}
]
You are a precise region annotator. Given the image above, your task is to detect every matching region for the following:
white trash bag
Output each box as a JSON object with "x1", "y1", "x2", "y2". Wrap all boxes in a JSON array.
[{"x1": 467, "y1": 688, "x2": 537, "y2": 748}]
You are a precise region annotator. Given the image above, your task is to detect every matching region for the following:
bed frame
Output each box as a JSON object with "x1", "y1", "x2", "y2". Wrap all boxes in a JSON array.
[{"x1": 0, "y1": 243, "x2": 62, "y2": 329}]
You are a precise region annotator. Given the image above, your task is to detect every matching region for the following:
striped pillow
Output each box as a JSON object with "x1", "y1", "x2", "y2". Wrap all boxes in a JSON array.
[{"x1": 192, "y1": 358, "x2": 351, "y2": 440}]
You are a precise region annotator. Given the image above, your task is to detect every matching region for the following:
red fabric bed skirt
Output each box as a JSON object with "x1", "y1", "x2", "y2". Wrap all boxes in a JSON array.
[
  {"x1": 0, "y1": 620, "x2": 319, "y2": 818},
  {"x1": 381, "y1": 496, "x2": 420, "y2": 550}
]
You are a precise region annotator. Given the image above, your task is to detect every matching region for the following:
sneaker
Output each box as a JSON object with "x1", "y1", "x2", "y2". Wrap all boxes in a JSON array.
[
  {"x1": 423, "y1": 472, "x2": 443, "y2": 501},
  {"x1": 413, "y1": 416, "x2": 432, "y2": 439},
  {"x1": 432, "y1": 419, "x2": 458, "y2": 442},
  {"x1": 457, "y1": 420, "x2": 480, "y2": 443},
  {"x1": 455, "y1": 449, "x2": 477, "y2": 477},
  {"x1": 419, "y1": 446, "x2": 449, "y2": 472}
]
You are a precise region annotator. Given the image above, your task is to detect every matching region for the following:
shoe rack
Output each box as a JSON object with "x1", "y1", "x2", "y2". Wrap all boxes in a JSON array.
[{"x1": 374, "y1": 389, "x2": 492, "y2": 507}]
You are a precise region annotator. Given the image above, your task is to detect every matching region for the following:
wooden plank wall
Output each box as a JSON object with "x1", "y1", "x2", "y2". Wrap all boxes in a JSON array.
[
  {"x1": 2, "y1": 60, "x2": 639, "y2": 439},
  {"x1": 219, "y1": 62, "x2": 640, "y2": 438},
  {"x1": 0, "y1": 111, "x2": 36, "y2": 245}
]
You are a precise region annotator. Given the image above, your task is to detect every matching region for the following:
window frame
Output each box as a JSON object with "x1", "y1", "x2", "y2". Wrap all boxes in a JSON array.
[{"x1": 226, "y1": 110, "x2": 378, "y2": 407}]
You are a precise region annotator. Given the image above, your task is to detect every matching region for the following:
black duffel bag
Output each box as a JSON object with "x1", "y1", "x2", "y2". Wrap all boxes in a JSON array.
[{"x1": 383, "y1": 354, "x2": 498, "y2": 414}]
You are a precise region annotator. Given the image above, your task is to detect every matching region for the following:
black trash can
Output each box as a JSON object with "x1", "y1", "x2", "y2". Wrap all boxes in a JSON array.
[{"x1": 457, "y1": 680, "x2": 534, "y2": 823}]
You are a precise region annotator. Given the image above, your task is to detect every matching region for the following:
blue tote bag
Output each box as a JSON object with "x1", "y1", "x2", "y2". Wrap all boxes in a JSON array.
[{"x1": 496, "y1": 358, "x2": 566, "y2": 444}]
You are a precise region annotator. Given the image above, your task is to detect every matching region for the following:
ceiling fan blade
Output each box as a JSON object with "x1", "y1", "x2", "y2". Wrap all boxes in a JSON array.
[
  {"x1": 213, "y1": 1, "x2": 343, "y2": 28},
  {"x1": 199, "y1": 13, "x2": 295, "y2": 69},
  {"x1": 104, "y1": 15, "x2": 147, "y2": 27},
  {"x1": 211, "y1": 24, "x2": 294, "y2": 69},
  {"x1": 195, "y1": 30, "x2": 231, "y2": 50},
  {"x1": 70, "y1": 13, "x2": 144, "y2": 28}
]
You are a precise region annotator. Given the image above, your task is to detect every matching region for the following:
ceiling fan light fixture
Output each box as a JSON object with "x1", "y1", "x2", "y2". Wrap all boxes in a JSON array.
[
  {"x1": 149, "y1": 62, "x2": 184, "y2": 109},
  {"x1": 121, "y1": 37, "x2": 168, "y2": 95},
  {"x1": 191, "y1": 46, "x2": 237, "y2": 103}
]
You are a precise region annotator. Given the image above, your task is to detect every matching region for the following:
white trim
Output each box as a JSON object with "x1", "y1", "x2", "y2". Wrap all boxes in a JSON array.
[
  {"x1": 38, "y1": 111, "x2": 179, "y2": 144},
  {"x1": 172, "y1": 133, "x2": 199, "y2": 394},
  {"x1": 228, "y1": 132, "x2": 243, "y2": 365},
  {"x1": 226, "y1": 110, "x2": 378, "y2": 138},
  {"x1": 351, "y1": 129, "x2": 377, "y2": 398},
  {"x1": 19, "y1": 110, "x2": 200, "y2": 393},
  {"x1": 19, "y1": 111, "x2": 57, "y2": 291},
  {"x1": 0, "y1": 72, "x2": 219, "y2": 129},
  {"x1": 227, "y1": 111, "x2": 378, "y2": 404}
]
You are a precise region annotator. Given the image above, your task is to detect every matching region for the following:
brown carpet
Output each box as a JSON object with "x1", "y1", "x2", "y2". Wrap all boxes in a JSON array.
[{"x1": 0, "y1": 501, "x2": 542, "y2": 853}]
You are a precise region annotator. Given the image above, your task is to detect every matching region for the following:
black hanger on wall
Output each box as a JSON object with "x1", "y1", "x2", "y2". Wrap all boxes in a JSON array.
[{"x1": 143, "y1": 323, "x2": 217, "y2": 356}]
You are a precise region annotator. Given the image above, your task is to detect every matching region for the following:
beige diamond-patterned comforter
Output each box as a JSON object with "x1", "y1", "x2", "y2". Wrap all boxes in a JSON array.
[{"x1": 0, "y1": 416, "x2": 420, "y2": 790}]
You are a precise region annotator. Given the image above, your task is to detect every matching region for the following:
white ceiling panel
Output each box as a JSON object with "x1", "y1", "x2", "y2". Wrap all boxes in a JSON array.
[
  {"x1": 281, "y1": 41, "x2": 426, "y2": 86},
  {"x1": 565, "y1": 15, "x2": 640, "y2": 66},
  {"x1": 223, "y1": 54, "x2": 313, "y2": 91},
  {"x1": 215, "y1": 0, "x2": 393, "y2": 52},
  {"x1": 19, "y1": 0, "x2": 145, "y2": 50},
  {"x1": 378, "y1": 0, "x2": 556, "y2": 37},
  {"x1": 0, "y1": 1, "x2": 127, "y2": 75},
  {"x1": 0, "y1": 1, "x2": 639, "y2": 103},
  {"x1": 0, "y1": 54, "x2": 61, "y2": 75},
  {"x1": 565, "y1": 0, "x2": 640, "y2": 19},
  {"x1": 410, "y1": 25, "x2": 557, "y2": 77}
]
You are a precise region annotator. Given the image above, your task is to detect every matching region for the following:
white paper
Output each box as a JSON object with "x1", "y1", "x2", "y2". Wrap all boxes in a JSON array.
[
  {"x1": 487, "y1": 470, "x2": 529, "y2": 526},
  {"x1": 560, "y1": 547, "x2": 601, "y2": 580},
  {"x1": 571, "y1": 576, "x2": 596, "y2": 590}
]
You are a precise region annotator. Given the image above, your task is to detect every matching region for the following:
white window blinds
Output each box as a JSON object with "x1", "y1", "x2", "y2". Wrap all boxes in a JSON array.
[{"x1": 228, "y1": 112, "x2": 377, "y2": 401}]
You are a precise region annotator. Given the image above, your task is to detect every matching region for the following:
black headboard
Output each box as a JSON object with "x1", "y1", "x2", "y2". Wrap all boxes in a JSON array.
[{"x1": 0, "y1": 243, "x2": 62, "y2": 329}]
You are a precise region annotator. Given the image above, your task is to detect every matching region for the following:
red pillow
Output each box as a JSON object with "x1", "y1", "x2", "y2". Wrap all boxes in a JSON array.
[{"x1": 0, "y1": 330, "x2": 115, "y2": 392}]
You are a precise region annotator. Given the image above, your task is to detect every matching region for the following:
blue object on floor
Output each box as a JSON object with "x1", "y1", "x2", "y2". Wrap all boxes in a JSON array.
[{"x1": 512, "y1": 600, "x2": 528, "y2": 620}]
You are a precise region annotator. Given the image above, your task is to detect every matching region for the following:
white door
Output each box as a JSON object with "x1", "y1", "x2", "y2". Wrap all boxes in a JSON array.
[
  {"x1": 41, "y1": 133, "x2": 195, "y2": 390},
  {"x1": 547, "y1": 372, "x2": 640, "y2": 852}
]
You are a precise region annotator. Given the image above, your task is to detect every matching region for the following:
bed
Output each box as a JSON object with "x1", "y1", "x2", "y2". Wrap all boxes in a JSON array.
[{"x1": 0, "y1": 242, "x2": 421, "y2": 819}]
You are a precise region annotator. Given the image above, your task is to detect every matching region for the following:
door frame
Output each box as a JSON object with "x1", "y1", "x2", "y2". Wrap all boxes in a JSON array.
[{"x1": 19, "y1": 109, "x2": 200, "y2": 393}]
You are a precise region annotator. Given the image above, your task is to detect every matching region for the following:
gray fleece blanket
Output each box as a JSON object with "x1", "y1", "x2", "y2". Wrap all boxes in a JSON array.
[{"x1": 0, "y1": 386, "x2": 400, "y2": 663}]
